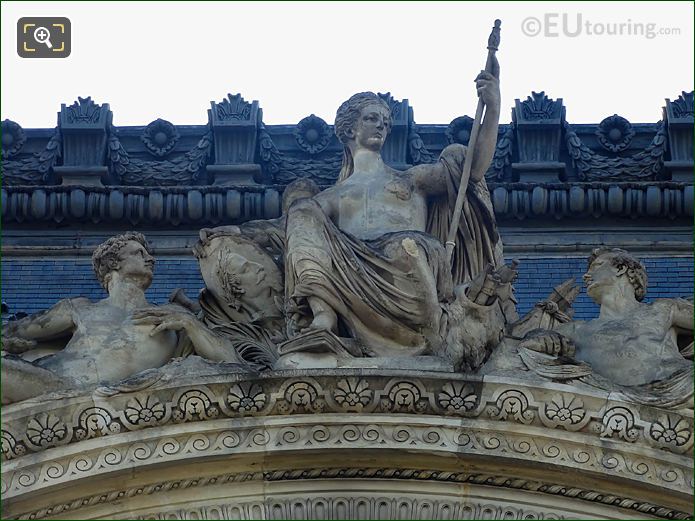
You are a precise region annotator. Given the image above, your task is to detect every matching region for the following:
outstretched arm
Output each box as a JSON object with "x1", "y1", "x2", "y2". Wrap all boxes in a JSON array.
[{"x1": 3, "y1": 299, "x2": 78, "y2": 353}]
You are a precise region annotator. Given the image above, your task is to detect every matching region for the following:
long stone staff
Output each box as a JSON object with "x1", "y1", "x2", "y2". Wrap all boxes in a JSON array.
[{"x1": 445, "y1": 19, "x2": 501, "y2": 264}]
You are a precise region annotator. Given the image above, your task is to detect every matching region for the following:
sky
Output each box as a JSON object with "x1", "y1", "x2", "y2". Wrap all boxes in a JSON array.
[{"x1": 1, "y1": 1, "x2": 693, "y2": 128}]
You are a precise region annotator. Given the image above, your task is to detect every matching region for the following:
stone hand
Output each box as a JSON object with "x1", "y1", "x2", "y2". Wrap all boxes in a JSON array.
[
  {"x1": 475, "y1": 70, "x2": 500, "y2": 109},
  {"x1": 538, "y1": 300, "x2": 572, "y2": 323},
  {"x1": 131, "y1": 307, "x2": 199, "y2": 336},
  {"x1": 519, "y1": 329, "x2": 576, "y2": 357}
]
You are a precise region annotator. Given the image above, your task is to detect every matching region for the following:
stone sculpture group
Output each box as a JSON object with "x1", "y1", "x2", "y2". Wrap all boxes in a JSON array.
[{"x1": 2, "y1": 59, "x2": 692, "y2": 413}]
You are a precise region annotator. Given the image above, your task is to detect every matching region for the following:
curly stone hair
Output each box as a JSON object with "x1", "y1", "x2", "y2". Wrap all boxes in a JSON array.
[
  {"x1": 92, "y1": 232, "x2": 152, "y2": 289},
  {"x1": 334, "y1": 92, "x2": 391, "y2": 182},
  {"x1": 587, "y1": 248, "x2": 648, "y2": 301}
]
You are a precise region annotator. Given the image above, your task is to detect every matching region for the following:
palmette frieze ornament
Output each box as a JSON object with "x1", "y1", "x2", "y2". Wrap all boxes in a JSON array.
[
  {"x1": 332, "y1": 378, "x2": 372, "y2": 411},
  {"x1": 227, "y1": 383, "x2": 267, "y2": 414},
  {"x1": 2, "y1": 371, "x2": 693, "y2": 519},
  {"x1": 122, "y1": 395, "x2": 166, "y2": 429},
  {"x1": 137, "y1": 498, "x2": 568, "y2": 520},
  {"x1": 3, "y1": 411, "x2": 691, "y2": 515},
  {"x1": 3, "y1": 373, "x2": 693, "y2": 461},
  {"x1": 539, "y1": 394, "x2": 589, "y2": 431},
  {"x1": 24, "y1": 413, "x2": 70, "y2": 450},
  {"x1": 669, "y1": 90, "x2": 694, "y2": 119},
  {"x1": 436, "y1": 382, "x2": 478, "y2": 415},
  {"x1": 600, "y1": 406, "x2": 639, "y2": 442},
  {"x1": 75, "y1": 406, "x2": 121, "y2": 440},
  {"x1": 647, "y1": 415, "x2": 693, "y2": 453}
]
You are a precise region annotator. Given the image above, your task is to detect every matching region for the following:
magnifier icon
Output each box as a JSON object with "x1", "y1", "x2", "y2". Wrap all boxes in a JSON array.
[{"x1": 33, "y1": 26, "x2": 53, "y2": 49}]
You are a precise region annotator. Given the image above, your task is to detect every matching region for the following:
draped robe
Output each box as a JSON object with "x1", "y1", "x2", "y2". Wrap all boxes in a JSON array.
[{"x1": 285, "y1": 144, "x2": 502, "y2": 356}]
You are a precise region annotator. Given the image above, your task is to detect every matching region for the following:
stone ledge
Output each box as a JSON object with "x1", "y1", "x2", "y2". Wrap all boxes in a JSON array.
[
  {"x1": 2, "y1": 369, "x2": 692, "y2": 520},
  {"x1": 1, "y1": 182, "x2": 692, "y2": 227}
]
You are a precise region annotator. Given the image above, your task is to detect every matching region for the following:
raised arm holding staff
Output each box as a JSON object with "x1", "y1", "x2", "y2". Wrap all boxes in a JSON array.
[
  {"x1": 194, "y1": 21, "x2": 507, "y2": 368},
  {"x1": 446, "y1": 19, "x2": 502, "y2": 263}
]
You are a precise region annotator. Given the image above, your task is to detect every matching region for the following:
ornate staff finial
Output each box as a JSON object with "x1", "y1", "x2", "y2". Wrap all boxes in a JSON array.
[{"x1": 487, "y1": 19, "x2": 501, "y2": 51}]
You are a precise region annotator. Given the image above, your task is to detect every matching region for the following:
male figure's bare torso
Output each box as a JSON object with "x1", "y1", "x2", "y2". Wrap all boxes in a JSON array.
[
  {"x1": 557, "y1": 300, "x2": 689, "y2": 386},
  {"x1": 35, "y1": 297, "x2": 178, "y2": 386}
]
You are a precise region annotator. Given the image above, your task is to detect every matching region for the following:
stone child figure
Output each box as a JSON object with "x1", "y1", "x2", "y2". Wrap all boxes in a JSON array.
[
  {"x1": 1, "y1": 232, "x2": 247, "y2": 404},
  {"x1": 519, "y1": 248, "x2": 693, "y2": 409},
  {"x1": 284, "y1": 66, "x2": 503, "y2": 356}
]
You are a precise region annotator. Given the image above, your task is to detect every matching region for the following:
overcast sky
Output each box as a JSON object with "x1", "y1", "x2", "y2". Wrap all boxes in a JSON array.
[{"x1": 2, "y1": 1, "x2": 693, "y2": 128}]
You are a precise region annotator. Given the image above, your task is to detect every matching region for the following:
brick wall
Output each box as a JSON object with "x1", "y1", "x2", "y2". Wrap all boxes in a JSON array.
[{"x1": 2, "y1": 256, "x2": 692, "y2": 320}]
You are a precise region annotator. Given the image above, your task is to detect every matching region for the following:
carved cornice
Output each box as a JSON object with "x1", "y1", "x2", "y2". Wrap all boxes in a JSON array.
[
  {"x1": 17, "y1": 467, "x2": 683, "y2": 520},
  {"x1": 2, "y1": 91, "x2": 691, "y2": 187},
  {"x1": 489, "y1": 181, "x2": 693, "y2": 220},
  {"x1": 2, "y1": 371, "x2": 692, "y2": 519},
  {"x1": 133, "y1": 498, "x2": 566, "y2": 521},
  {"x1": 1, "y1": 182, "x2": 691, "y2": 227}
]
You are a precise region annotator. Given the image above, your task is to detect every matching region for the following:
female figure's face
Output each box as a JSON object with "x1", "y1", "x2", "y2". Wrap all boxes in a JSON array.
[{"x1": 351, "y1": 103, "x2": 391, "y2": 152}]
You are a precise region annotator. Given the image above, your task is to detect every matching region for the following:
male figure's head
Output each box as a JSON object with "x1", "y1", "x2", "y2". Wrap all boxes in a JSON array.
[
  {"x1": 583, "y1": 248, "x2": 647, "y2": 304},
  {"x1": 335, "y1": 92, "x2": 392, "y2": 181},
  {"x1": 92, "y1": 232, "x2": 154, "y2": 291}
]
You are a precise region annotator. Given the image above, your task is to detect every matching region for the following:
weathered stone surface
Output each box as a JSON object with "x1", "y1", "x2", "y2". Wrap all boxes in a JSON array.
[
  {"x1": 1, "y1": 232, "x2": 252, "y2": 404},
  {"x1": 1, "y1": 369, "x2": 691, "y2": 519},
  {"x1": 507, "y1": 248, "x2": 693, "y2": 410}
]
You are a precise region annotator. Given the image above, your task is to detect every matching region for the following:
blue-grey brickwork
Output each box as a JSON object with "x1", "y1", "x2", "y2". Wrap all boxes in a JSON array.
[
  {"x1": 1, "y1": 259, "x2": 205, "y2": 316},
  {"x1": 513, "y1": 256, "x2": 693, "y2": 318},
  {"x1": 1, "y1": 256, "x2": 692, "y2": 320}
]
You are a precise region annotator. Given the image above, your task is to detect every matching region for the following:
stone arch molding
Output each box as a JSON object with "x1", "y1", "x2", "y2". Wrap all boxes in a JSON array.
[{"x1": 1, "y1": 370, "x2": 692, "y2": 520}]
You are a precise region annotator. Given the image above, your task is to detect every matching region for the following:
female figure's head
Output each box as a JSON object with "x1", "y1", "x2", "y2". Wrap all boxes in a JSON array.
[{"x1": 335, "y1": 92, "x2": 392, "y2": 182}]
